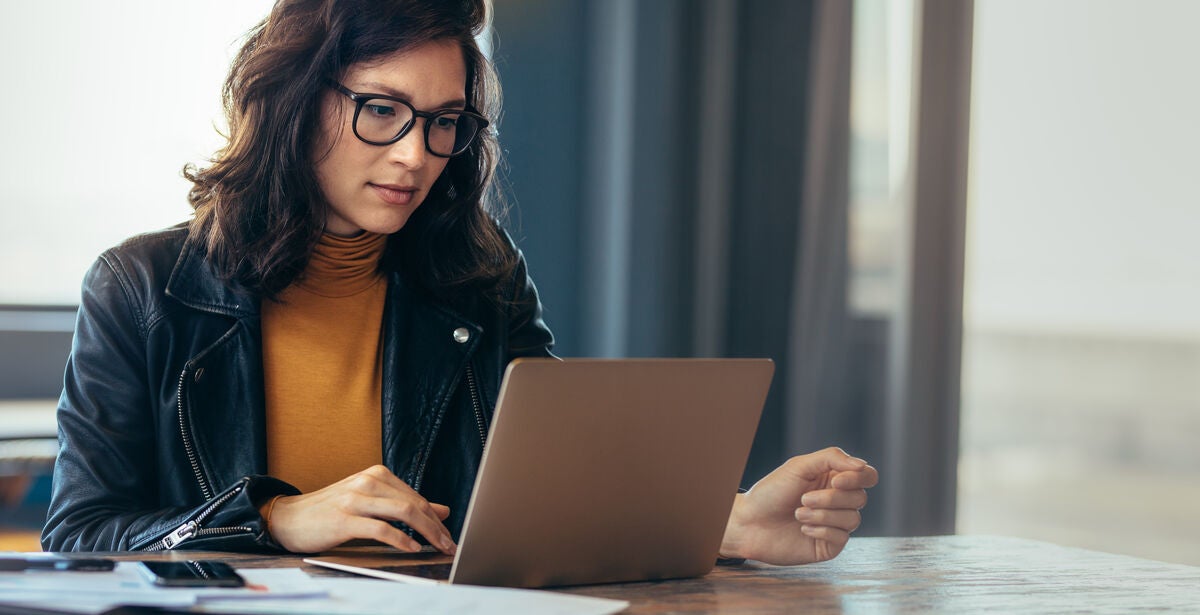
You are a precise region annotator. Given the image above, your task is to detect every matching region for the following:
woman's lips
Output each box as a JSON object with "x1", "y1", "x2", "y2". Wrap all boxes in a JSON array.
[{"x1": 370, "y1": 183, "x2": 417, "y2": 206}]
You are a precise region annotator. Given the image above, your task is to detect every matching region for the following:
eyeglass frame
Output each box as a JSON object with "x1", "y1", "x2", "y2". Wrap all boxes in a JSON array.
[{"x1": 329, "y1": 82, "x2": 490, "y2": 157}]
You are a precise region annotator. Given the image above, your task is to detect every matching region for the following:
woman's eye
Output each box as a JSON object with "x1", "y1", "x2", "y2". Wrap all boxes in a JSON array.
[
  {"x1": 433, "y1": 115, "x2": 459, "y2": 130},
  {"x1": 365, "y1": 103, "x2": 397, "y2": 118}
]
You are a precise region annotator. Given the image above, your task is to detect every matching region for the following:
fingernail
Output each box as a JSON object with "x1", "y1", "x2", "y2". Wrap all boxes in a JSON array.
[
  {"x1": 800, "y1": 494, "x2": 816, "y2": 507},
  {"x1": 441, "y1": 537, "x2": 457, "y2": 553},
  {"x1": 794, "y1": 508, "x2": 813, "y2": 521},
  {"x1": 851, "y1": 457, "x2": 868, "y2": 467}
]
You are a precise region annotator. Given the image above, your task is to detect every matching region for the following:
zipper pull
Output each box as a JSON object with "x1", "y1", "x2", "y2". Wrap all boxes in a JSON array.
[{"x1": 161, "y1": 521, "x2": 199, "y2": 550}]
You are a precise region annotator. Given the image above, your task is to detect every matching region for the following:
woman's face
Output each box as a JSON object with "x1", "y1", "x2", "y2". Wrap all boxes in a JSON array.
[{"x1": 314, "y1": 39, "x2": 466, "y2": 236}]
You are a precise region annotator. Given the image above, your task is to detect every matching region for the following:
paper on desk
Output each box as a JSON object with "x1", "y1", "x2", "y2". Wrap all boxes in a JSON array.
[
  {"x1": 196, "y1": 576, "x2": 629, "y2": 615},
  {"x1": 0, "y1": 564, "x2": 324, "y2": 614}
]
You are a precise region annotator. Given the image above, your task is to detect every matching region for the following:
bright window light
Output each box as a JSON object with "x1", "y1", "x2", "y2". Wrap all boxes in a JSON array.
[{"x1": 0, "y1": 1, "x2": 275, "y2": 305}]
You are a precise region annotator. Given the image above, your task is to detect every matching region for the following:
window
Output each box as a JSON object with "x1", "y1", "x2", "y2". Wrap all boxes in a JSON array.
[
  {"x1": 959, "y1": 0, "x2": 1200, "y2": 565},
  {"x1": 848, "y1": 0, "x2": 914, "y2": 318}
]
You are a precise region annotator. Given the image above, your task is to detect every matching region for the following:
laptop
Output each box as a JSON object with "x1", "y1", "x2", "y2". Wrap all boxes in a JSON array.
[{"x1": 306, "y1": 357, "x2": 773, "y2": 588}]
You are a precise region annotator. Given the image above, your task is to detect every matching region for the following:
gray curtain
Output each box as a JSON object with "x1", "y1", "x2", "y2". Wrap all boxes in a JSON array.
[
  {"x1": 494, "y1": 0, "x2": 869, "y2": 524},
  {"x1": 494, "y1": 0, "x2": 973, "y2": 536},
  {"x1": 496, "y1": 0, "x2": 820, "y2": 486}
]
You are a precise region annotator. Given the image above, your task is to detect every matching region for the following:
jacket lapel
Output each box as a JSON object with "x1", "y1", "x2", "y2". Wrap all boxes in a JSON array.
[
  {"x1": 164, "y1": 240, "x2": 268, "y2": 495},
  {"x1": 381, "y1": 271, "x2": 482, "y2": 489}
]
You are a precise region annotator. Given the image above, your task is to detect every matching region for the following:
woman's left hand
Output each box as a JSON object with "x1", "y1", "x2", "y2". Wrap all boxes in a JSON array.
[{"x1": 719, "y1": 447, "x2": 879, "y2": 565}]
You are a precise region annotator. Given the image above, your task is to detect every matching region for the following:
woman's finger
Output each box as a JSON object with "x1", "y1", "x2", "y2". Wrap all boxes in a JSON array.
[
  {"x1": 354, "y1": 495, "x2": 456, "y2": 554},
  {"x1": 342, "y1": 516, "x2": 423, "y2": 553},
  {"x1": 800, "y1": 524, "x2": 851, "y2": 554},
  {"x1": 349, "y1": 467, "x2": 455, "y2": 550},
  {"x1": 799, "y1": 488, "x2": 868, "y2": 510},
  {"x1": 794, "y1": 507, "x2": 861, "y2": 532},
  {"x1": 831, "y1": 466, "x2": 879, "y2": 490}
]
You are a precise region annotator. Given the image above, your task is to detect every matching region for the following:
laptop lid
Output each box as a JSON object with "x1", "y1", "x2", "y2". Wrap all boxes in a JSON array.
[{"x1": 448, "y1": 357, "x2": 773, "y2": 588}]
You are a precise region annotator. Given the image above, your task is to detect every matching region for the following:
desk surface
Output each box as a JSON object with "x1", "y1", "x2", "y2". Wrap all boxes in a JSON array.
[{"x1": 91, "y1": 535, "x2": 1200, "y2": 614}]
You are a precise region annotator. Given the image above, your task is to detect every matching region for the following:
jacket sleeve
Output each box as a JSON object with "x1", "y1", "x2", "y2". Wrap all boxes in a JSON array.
[
  {"x1": 41, "y1": 253, "x2": 297, "y2": 553},
  {"x1": 505, "y1": 245, "x2": 556, "y2": 359}
]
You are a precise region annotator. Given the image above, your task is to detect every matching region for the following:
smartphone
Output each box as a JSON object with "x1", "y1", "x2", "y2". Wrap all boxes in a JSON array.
[{"x1": 136, "y1": 560, "x2": 245, "y2": 588}]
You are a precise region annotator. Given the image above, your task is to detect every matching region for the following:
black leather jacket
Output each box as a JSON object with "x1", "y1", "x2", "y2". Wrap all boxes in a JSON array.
[{"x1": 41, "y1": 224, "x2": 554, "y2": 552}]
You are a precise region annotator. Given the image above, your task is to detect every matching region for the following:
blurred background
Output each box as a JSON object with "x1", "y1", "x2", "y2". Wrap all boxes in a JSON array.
[{"x1": 1, "y1": 0, "x2": 1196, "y2": 564}]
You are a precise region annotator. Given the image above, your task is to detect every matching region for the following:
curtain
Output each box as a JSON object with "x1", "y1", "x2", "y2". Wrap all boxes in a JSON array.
[{"x1": 493, "y1": 0, "x2": 973, "y2": 536}]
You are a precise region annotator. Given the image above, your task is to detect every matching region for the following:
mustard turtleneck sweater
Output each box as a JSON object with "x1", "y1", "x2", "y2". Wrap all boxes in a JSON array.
[{"x1": 261, "y1": 232, "x2": 388, "y2": 494}]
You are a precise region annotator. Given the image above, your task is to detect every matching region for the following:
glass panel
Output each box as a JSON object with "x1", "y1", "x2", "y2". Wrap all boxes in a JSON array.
[
  {"x1": 848, "y1": 0, "x2": 914, "y2": 317},
  {"x1": 960, "y1": 0, "x2": 1200, "y2": 565}
]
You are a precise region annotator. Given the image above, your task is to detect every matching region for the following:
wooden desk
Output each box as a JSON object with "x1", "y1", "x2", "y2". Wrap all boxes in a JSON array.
[{"x1": 92, "y1": 535, "x2": 1200, "y2": 613}]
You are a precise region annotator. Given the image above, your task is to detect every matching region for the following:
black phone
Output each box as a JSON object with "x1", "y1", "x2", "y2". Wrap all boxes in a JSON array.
[{"x1": 136, "y1": 560, "x2": 245, "y2": 588}]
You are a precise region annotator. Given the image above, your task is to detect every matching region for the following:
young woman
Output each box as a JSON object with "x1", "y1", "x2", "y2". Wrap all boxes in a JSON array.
[{"x1": 41, "y1": 0, "x2": 877, "y2": 565}]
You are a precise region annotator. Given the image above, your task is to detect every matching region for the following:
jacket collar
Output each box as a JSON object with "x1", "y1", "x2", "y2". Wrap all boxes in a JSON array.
[{"x1": 164, "y1": 235, "x2": 259, "y2": 318}]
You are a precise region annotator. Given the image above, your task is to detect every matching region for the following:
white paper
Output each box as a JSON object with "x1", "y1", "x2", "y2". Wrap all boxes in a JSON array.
[
  {"x1": 2, "y1": 564, "x2": 626, "y2": 615},
  {"x1": 0, "y1": 564, "x2": 326, "y2": 614},
  {"x1": 196, "y1": 576, "x2": 630, "y2": 615}
]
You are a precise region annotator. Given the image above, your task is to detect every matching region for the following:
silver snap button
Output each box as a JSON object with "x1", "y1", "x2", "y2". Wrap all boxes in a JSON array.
[
  {"x1": 193, "y1": 368, "x2": 205, "y2": 383},
  {"x1": 453, "y1": 327, "x2": 470, "y2": 344}
]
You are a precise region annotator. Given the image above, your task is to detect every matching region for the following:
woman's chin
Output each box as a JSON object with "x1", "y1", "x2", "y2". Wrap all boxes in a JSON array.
[
  {"x1": 326, "y1": 213, "x2": 413, "y2": 237},
  {"x1": 369, "y1": 216, "x2": 411, "y2": 236}
]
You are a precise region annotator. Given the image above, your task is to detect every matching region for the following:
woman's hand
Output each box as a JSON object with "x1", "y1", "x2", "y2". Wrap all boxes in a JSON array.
[
  {"x1": 266, "y1": 465, "x2": 457, "y2": 555},
  {"x1": 720, "y1": 447, "x2": 878, "y2": 565}
]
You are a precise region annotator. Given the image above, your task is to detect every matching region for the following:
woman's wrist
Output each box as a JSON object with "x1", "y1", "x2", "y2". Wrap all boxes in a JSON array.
[
  {"x1": 262, "y1": 495, "x2": 286, "y2": 534},
  {"x1": 718, "y1": 493, "x2": 748, "y2": 561}
]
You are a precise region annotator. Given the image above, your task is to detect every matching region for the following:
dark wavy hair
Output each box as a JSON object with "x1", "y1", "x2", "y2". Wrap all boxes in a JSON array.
[{"x1": 184, "y1": 0, "x2": 514, "y2": 303}]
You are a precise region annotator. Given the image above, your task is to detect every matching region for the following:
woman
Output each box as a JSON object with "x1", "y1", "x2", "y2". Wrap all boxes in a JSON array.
[{"x1": 42, "y1": 0, "x2": 877, "y2": 565}]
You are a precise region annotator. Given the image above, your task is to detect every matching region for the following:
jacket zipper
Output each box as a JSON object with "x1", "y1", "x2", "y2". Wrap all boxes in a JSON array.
[
  {"x1": 177, "y1": 367, "x2": 213, "y2": 500},
  {"x1": 142, "y1": 483, "x2": 253, "y2": 551},
  {"x1": 466, "y1": 362, "x2": 488, "y2": 447},
  {"x1": 144, "y1": 368, "x2": 251, "y2": 551},
  {"x1": 412, "y1": 361, "x2": 487, "y2": 495}
]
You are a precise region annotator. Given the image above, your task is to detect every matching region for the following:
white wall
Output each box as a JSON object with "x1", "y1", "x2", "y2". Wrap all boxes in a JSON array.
[
  {"x1": 967, "y1": 0, "x2": 1200, "y2": 338},
  {"x1": 0, "y1": 2, "x2": 275, "y2": 304}
]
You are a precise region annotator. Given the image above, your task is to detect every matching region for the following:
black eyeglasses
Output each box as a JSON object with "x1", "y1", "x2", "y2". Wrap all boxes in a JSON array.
[{"x1": 330, "y1": 82, "x2": 489, "y2": 157}]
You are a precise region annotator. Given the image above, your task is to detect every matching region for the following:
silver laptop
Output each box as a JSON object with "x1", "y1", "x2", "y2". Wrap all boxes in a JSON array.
[{"x1": 308, "y1": 358, "x2": 773, "y2": 588}]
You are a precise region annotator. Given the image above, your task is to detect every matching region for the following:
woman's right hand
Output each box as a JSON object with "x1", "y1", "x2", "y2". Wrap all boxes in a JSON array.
[{"x1": 265, "y1": 465, "x2": 457, "y2": 554}]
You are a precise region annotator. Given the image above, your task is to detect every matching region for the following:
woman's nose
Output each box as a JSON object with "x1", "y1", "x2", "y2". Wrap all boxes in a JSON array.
[{"x1": 387, "y1": 122, "x2": 427, "y2": 169}]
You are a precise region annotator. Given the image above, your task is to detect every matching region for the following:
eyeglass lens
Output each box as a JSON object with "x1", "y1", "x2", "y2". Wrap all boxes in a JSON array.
[{"x1": 355, "y1": 99, "x2": 481, "y2": 156}]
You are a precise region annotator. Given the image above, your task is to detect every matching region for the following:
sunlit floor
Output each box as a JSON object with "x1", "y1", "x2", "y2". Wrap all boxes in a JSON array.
[{"x1": 958, "y1": 329, "x2": 1200, "y2": 566}]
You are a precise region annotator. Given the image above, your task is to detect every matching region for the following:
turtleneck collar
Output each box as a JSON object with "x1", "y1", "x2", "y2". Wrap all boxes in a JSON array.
[{"x1": 296, "y1": 232, "x2": 388, "y2": 298}]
